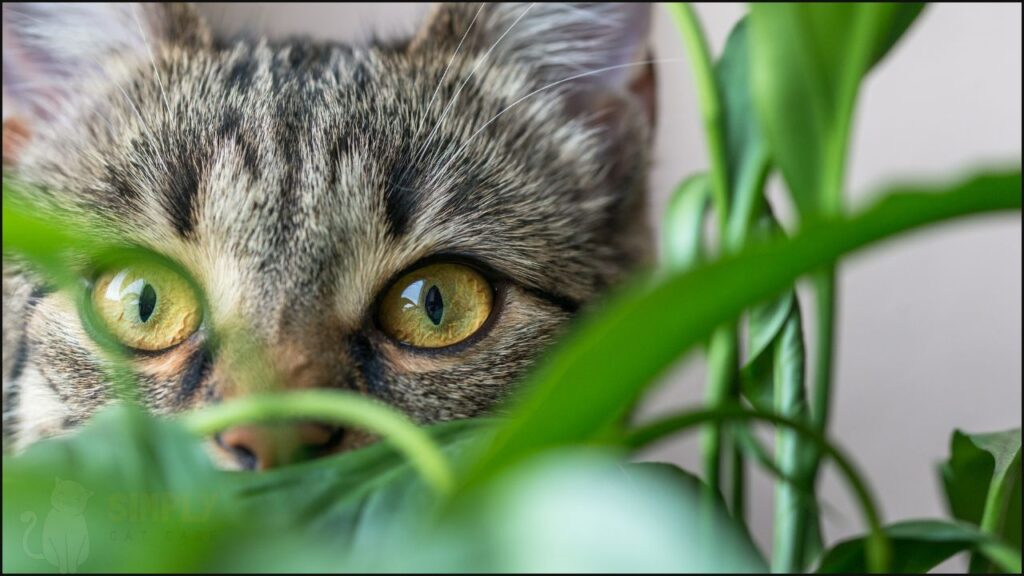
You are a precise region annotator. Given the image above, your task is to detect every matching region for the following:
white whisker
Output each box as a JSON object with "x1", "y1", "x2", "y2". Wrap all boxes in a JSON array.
[
  {"x1": 111, "y1": 76, "x2": 172, "y2": 179},
  {"x1": 411, "y1": 3, "x2": 535, "y2": 171},
  {"x1": 394, "y1": 3, "x2": 484, "y2": 185},
  {"x1": 132, "y1": 4, "x2": 173, "y2": 121},
  {"x1": 421, "y1": 3, "x2": 484, "y2": 127},
  {"x1": 430, "y1": 58, "x2": 681, "y2": 187}
]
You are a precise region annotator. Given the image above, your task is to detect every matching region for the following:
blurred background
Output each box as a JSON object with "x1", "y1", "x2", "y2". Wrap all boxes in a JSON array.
[{"x1": 198, "y1": 2, "x2": 1022, "y2": 562}]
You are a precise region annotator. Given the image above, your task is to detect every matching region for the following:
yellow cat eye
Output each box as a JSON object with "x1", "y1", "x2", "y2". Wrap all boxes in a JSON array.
[
  {"x1": 378, "y1": 262, "x2": 493, "y2": 349},
  {"x1": 91, "y1": 262, "x2": 202, "y2": 351}
]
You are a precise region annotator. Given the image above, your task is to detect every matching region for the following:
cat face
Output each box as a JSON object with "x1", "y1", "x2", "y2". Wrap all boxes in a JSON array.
[{"x1": 2, "y1": 3, "x2": 655, "y2": 468}]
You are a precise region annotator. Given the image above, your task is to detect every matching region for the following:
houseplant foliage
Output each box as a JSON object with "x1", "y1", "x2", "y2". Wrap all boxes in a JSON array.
[{"x1": 2, "y1": 3, "x2": 1021, "y2": 572}]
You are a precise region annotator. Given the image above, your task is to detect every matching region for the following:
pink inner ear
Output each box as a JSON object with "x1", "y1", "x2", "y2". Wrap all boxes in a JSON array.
[
  {"x1": 628, "y1": 58, "x2": 657, "y2": 130},
  {"x1": 3, "y1": 116, "x2": 31, "y2": 166}
]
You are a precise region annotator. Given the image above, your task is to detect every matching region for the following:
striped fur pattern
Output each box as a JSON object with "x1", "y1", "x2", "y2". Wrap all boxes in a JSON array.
[{"x1": 1, "y1": 3, "x2": 655, "y2": 461}]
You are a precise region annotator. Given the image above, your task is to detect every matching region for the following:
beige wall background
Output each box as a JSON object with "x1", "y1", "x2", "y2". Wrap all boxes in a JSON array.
[{"x1": 199, "y1": 2, "x2": 1022, "y2": 562}]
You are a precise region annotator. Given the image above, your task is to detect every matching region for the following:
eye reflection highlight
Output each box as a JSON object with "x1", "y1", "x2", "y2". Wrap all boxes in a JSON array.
[{"x1": 401, "y1": 280, "x2": 425, "y2": 310}]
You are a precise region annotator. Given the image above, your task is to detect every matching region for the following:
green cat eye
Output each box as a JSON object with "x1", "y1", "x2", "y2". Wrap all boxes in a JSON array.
[
  {"x1": 378, "y1": 262, "x2": 493, "y2": 349},
  {"x1": 91, "y1": 261, "x2": 202, "y2": 351}
]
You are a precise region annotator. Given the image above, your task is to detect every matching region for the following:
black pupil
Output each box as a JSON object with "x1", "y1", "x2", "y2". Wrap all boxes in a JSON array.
[
  {"x1": 424, "y1": 285, "x2": 444, "y2": 326},
  {"x1": 138, "y1": 284, "x2": 157, "y2": 323}
]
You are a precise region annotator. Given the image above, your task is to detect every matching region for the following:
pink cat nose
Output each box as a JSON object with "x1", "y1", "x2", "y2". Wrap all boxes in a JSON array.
[{"x1": 215, "y1": 422, "x2": 345, "y2": 470}]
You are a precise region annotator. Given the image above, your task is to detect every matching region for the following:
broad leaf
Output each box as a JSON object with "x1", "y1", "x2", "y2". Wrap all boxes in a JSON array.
[
  {"x1": 748, "y1": 3, "x2": 925, "y2": 217},
  {"x1": 715, "y1": 17, "x2": 771, "y2": 248},
  {"x1": 1, "y1": 405, "x2": 477, "y2": 572},
  {"x1": 340, "y1": 452, "x2": 767, "y2": 572},
  {"x1": 464, "y1": 170, "x2": 1020, "y2": 488},
  {"x1": 941, "y1": 428, "x2": 1022, "y2": 571},
  {"x1": 817, "y1": 519, "x2": 1022, "y2": 573},
  {"x1": 662, "y1": 173, "x2": 711, "y2": 272}
]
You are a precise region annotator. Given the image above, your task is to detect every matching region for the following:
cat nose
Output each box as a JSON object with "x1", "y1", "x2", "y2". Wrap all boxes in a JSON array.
[{"x1": 214, "y1": 422, "x2": 345, "y2": 470}]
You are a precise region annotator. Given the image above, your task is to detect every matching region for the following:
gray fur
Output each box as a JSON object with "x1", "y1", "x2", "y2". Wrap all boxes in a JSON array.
[{"x1": 2, "y1": 3, "x2": 654, "y2": 460}]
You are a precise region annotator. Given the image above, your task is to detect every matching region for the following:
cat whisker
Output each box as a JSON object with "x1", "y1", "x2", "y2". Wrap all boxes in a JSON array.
[
  {"x1": 410, "y1": 3, "x2": 535, "y2": 176},
  {"x1": 109, "y1": 76, "x2": 173, "y2": 182},
  {"x1": 429, "y1": 57, "x2": 683, "y2": 189},
  {"x1": 421, "y1": 3, "x2": 484, "y2": 132},
  {"x1": 394, "y1": 3, "x2": 483, "y2": 186},
  {"x1": 132, "y1": 4, "x2": 174, "y2": 121}
]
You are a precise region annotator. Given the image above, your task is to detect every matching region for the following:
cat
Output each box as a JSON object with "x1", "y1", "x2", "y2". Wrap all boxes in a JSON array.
[
  {"x1": 20, "y1": 477, "x2": 93, "y2": 573},
  {"x1": 2, "y1": 3, "x2": 656, "y2": 469}
]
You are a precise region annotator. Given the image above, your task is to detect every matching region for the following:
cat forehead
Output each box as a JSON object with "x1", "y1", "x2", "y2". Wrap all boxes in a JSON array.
[{"x1": 18, "y1": 37, "x2": 617, "y2": 329}]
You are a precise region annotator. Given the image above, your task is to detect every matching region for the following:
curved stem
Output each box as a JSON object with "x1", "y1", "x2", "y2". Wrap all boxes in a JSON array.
[
  {"x1": 182, "y1": 390, "x2": 454, "y2": 495},
  {"x1": 627, "y1": 405, "x2": 890, "y2": 573},
  {"x1": 668, "y1": 3, "x2": 731, "y2": 230},
  {"x1": 810, "y1": 270, "x2": 836, "y2": 431},
  {"x1": 668, "y1": 2, "x2": 742, "y2": 505},
  {"x1": 773, "y1": 309, "x2": 816, "y2": 572},
  {"x1": 703, "y1": 326, "x2": 738, "y2": 493}
]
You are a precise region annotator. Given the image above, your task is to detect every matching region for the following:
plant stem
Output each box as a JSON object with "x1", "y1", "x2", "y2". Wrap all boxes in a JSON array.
[
  {"x1": 668, "y1": 2, "x2": 743, "y2": 508},
  {"x1": 182, "y1": 390, "x2": 455, "y2": 495},
  {"x1": 627, "y1": 405, "x2": 891, "y2": 573},
  {"x1": 810, "y1": 270, "x2": 837, "y2": 431},
  {"x1": 729, "y1": 435, "x2": 746, "y2": 519},
  {"x1": 703, "y1": 326, "x2": 738, "y2": 492},
  {"x1": 971, "y1": 450, "x2": 1023, "y2": 571},
  {"x1": 771, "y1": 309, "x2": 813, "y2": 572},
  {"x1": 668, "y1": 3, "x2": 731, "y2": 230}
]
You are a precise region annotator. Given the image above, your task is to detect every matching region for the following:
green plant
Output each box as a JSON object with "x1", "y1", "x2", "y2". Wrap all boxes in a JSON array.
[{"x1": 2, "y1": 3, "x2": 1021, "y2": 573}]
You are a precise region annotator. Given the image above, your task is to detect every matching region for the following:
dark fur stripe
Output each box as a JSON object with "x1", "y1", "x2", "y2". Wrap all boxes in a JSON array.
[
  {"x1": 163, "y1": 146, "x2": 204, "y2": 238},
  {"x1": 178, "y1": 345, "x2": 213, "y2": 404},
  {"x1": 525, "y1": 287, "x2": 581, "y2": 315},
  {"x1": 347, "y1": 334, "x2": 387, "y2": 397},
  {"x1": 384, "y1": 140, "x2": 421, "y2": 238}
]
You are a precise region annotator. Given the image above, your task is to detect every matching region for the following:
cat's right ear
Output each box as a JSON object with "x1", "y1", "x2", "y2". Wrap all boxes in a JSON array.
[
  {"x1": 2, "y1": 3, "x2": 211, "y2": 164},
  {"x1": 412, "y1": 3, "x2": 655, "y2": 130}
]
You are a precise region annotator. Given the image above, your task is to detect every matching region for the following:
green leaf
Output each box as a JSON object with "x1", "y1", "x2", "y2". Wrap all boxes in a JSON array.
[
  {"x1": 941, "y1": 428, "x2": 1022, "y2": 571},
  {"x1": 1, "y1": 404, "x2": 480, "y2": 572},
  {"x1": 817, "y1": 520, "x2": 1022, "y2": 573},
  {"x1": 356, "y1": 452, "x2": 767, "y2": 572},
  {"x1": 463, "y1": 169, "x2": 1020, "y2": 488},
  {"x1": 662, "y1": 173, "x2": 711, "y2": 271},
  {"x1": 770, "y1": 307, "x2": 824, "y2": 571},
  {"x1": 741, "y1": 213, "x2": 796, "y2": 411},
  {"x1": 748, "y1": 3, "x2": 925, "y2": 217},
  {"x1": 3, "y1": 406, "x2": 240, "y2": 572},
  {"x1": 715, "y1": 18, "x2": 771, "y2": 248}
]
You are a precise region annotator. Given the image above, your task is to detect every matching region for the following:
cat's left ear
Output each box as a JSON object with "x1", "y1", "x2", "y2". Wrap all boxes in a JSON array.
[
  {"x1": 2, "y1": 3, "x2": 211, "y2": 164},
  {"x1": 414, "y1": 3, "x2": 655, "y2": 126}
]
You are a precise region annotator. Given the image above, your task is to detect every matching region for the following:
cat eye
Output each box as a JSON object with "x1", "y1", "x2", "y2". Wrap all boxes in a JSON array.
[
  {"x1": 377, "y1": 262, "x2": 494, "y2": 349},
  {"x1": 90, "y1": 261, "x2": 202, "y2": 352}
]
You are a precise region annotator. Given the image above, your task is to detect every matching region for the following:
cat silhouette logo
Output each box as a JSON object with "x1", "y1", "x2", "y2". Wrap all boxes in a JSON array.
[{"x1": 21, "y1": 477, "x2": 93, "y2": 573}]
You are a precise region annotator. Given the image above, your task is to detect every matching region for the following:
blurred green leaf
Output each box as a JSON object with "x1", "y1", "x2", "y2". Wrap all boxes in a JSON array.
[
  {"x1": 1, "y1": 404, "x2": 478, "y2": 572},
  {"x1": 3, "y1": 406, "x2": 240, "y2": 572},
  {"x1": 770, "y1": 306, "x2": 824, "y2": 571},
  {"x1": 348, "y1": 452, "x2": 767, "y2": 572},
  {"x1": 941, "y1": 428, "x2": 1022, "y2": 571},
  {"x1": 817, "y1": 519, "x2": 1022, "y2": 573},
  {"x1": 662, "y1": 173, "x2": 711, "y2": 271},
  {"x1": 465, "y1": 169, "x2": 1020, "y2": 489},
  {"x1": 2, "y1": 405, "x2": 772, "y2": 572},
  {"x1": 741, "y1": 213, "x2": 796, "y2": 412},
  {"x1": 748, "y1": 3, "x2": 925, "y2": 216},
  {"x1": 715, "y1": 17, "x2": 771, "y2": 248}
]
